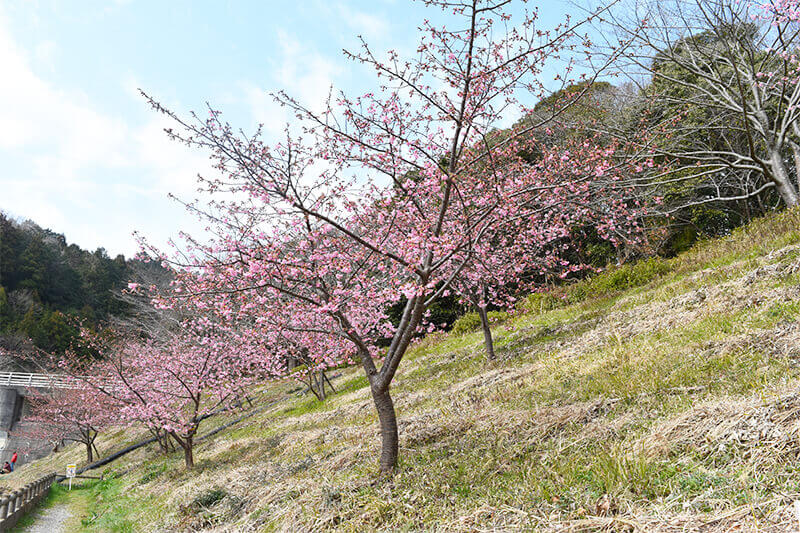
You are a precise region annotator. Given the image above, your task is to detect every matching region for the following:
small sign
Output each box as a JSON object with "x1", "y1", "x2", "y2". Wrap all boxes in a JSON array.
[{"x1": 66, "y1": 464, "x2": 77, "y2": 490}]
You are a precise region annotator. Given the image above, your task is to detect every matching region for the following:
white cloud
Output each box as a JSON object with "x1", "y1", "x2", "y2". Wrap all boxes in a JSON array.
[
  {"x1": 0, "y1": 2, "x2": 395, "y2": 258},
  {"x1": 240, "y1": 81, "x2": 285, "y2": 135},
  {"x1": 0, "y1": 9, "x2": 213, "y2": 257},
  {"x1": 272, "y1": 29, "x2": 339, "y2": 109},
  {"x1": 33, "y1": 40, "x2": 57, "y2": 70},
  {"x1": 338, "y1": 5, "x2": 390, "y2": 42},
  {"x1": 239, "y1": 29, "x2": 342, "y2": 139},
  {"x1": 130, "y1": 114, "x2": 209, "y2": 199}
]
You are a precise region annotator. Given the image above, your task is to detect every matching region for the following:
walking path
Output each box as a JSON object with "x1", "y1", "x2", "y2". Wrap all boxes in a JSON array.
[{"x1": 21, "y1": 504, "x2": 70, "y2": 533}]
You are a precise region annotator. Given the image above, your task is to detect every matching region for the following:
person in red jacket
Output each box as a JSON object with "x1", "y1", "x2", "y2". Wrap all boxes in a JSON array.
[{"x1": 10, "y1": 452, "x2": 17, "y2": 472}]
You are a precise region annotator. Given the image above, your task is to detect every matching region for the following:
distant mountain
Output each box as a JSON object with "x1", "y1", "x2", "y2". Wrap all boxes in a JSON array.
[{"x1": 0, "y1": 212, "x2": 156, "y2": 356}]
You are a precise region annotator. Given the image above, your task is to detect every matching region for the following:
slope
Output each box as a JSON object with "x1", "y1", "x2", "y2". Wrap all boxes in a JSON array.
[{"x1": 8, "y1": 209, "x2": 800, "y2": 532}]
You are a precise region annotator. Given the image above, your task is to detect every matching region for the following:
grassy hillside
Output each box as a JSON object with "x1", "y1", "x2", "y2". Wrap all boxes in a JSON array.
[{"x1": 8, "y1": 209, "x2": 800, "y2": 531}]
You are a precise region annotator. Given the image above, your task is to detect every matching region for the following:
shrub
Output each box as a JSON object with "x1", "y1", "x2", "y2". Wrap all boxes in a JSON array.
[
  {"x1": 450, "y1": 310, "x2": 511, "y2": 336},
  {"x1": 487, "y1": 310, "x2": 510, "y2": 324},
  {"x1": 516, "y1": 292, "x2": 563, "y2": 314},
  {"x1": 565, "y1": 257, "x2": 672, "y2": 303},
  {"x1": 599, "y1": 257, "x2": 670, "y2": 291},
  {"x1": 192, "y1": 488, "x2": 227, "y2": 509},
  {"x1": 451, "y1": 313, "x2": 481, "y2": 335}
]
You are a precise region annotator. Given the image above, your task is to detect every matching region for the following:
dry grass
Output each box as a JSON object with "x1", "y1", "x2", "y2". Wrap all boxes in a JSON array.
[{"x1": 12, "y1": 209, "x2": 800, "y2": 531}]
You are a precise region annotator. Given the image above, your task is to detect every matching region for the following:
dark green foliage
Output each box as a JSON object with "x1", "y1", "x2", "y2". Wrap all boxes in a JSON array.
[
  {"x1": 587, "y1": 257, "x2": 671, "y2": 293},
  {"x1": 450, "y1": 312, "x2": 482, "y2": 335},
  {"x1": 451, "y1": 310, "x2": 511, "y2": 336},
  {"x1": 515, "y1": 292, "x2": 564, "y2": 315},
  {"x1": 0, "y1": 286, "x2": 8, "y2": 326},
  {"x1": 382, "y1": 291, "x2": 465, "y2": 345},
  {"x1": 0, "y1": 212, "x2": 145, "y2": 355},
  {"x1": 17, "y1": 309, "x2": 79, "y2": 354},
  {"x1": 532, "y1": 80, "x2": 614, "y2": 116},
  {"x1": 192, "y1": 488, "x2": 227, "y2": 509},
  {"x1": 425, "y1": 293, "x2": 467, "y2": 331},
  {"x1": 565, "y1": 257, "x2": 672, "y2": 303}
]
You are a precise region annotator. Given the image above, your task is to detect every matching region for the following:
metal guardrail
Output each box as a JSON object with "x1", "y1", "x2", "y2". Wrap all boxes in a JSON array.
[
  {"x1": 0, "y1": 472, "x2": 57, "y2": 531},
  {"x1": 0, "y1": 372, "x2": 79, "y2": 390}
]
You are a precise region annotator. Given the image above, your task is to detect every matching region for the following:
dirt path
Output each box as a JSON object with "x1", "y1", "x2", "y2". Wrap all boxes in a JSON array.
[{"x1": 21, "y1": 504, "x2": 71, "y2": 533}]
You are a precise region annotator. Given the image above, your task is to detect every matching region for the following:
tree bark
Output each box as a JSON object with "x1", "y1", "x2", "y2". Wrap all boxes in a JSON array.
[
  {"x1": 323, "y1": 371, "x2": 336, "y2": 394},
  {"x1": 150, "y1": 428, "x2": 171, "y2": 454},
  {"x1": 769, "y1": 149, "x2": 799, "y2": 208},
  {"x1": 370, "y1": 385, "x2": 398, "y2": 473},
  {"x1": 183, "y1": 439, "x2": 194, "y2": 469},
  {"x1": 790, "y1": 141, "x2": 800, "y2": 190},
  {"x1": 316, "y1": 371, "x2": 326, "y2": 401},
  {"x1": 163, "y1": 431, "x2": 174, "y2": 453},
  {"x1": 85, "y1": 441, "x2": 93, "y2": 463},
  {"x1": 476, "y1": 305, "x2": 496, "y2": 360},
  {"x1": 169, "y1": 432, "x2": 195, "y2": 469},
  {"x1": 305, "y1": 374, "x2": 322, "y2": 401}
]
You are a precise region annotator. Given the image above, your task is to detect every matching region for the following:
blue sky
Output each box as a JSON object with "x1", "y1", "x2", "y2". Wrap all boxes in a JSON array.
[{"x1": 0, "y1": 0, "x2": 575, "y2": 257}]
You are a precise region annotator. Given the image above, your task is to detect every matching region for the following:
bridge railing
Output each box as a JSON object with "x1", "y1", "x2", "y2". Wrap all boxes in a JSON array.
[
  {"x1": 0, "y1": 372, "x2": 80, "y2": 389},
  {"x1": 0, "y1": 472, "x2": 57, "y2": 530}
]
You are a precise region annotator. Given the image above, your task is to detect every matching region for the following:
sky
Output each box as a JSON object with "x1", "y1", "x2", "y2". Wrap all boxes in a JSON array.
[{"x1": 0, "y1": 0, "x2": 576, "y2": 258}]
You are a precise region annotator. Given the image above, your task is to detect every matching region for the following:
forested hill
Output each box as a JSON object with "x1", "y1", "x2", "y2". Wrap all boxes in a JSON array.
[{"x1": 0, "y1": 212, "x2": 146, "y2": 355}]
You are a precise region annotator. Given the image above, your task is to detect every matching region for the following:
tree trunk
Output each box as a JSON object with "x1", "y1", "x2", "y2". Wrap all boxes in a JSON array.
[
  {"x1": 305, "y1": 374, "x2": 322, "y2": 401},
  {"x1": 323, "y1": 371, "x2": 336, "y2": 394},
  {"x1": 169, "y1": 432, "x2": 195, "y2": 469},
  {"x1": 370, "y1": 385, "x2": 398, "y2": 474},
  {"x1": 757, "y1": 191, "x2": 767, "y2": 216},
  {"x1": 476, "y1": 305, "x2": 496, "y2": 360},
  {"x1": 183, "y1": 440, "x2": 194, "y2": 469},
  {"x1": 150, "y1": 428, "x2": 171, "y2": 454},
  {"x1": 791, "y1": 141, "x2": 800, "y2": 189},
  {"x1": 85, "y1": 441, "x2": 93, "y2": 463},
  {"x1": 769, "y1": 149, "x2": 799, "y2": 207},
  {"x1": 162, "y1": 430, "x2": 174, "y2": 453},
  {"x1": 316, "y1": 371, "x2": 326, "y2": 401}
]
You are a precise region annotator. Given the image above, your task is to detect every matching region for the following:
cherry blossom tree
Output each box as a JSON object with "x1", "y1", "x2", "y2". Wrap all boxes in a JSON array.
[
  {"x1": 63, "y1": 315, "x2": 256, "y2": 469},
  {"x1": 143, "y1": 0, "x2": 636, "y2": 473},
  {"x1": 274, "y1": 335, "x2": 338, "y2": 401},
  {"x1": 447, "y1": 134, "x2": 652, "y2": 359},
  {"x1": 20, "y1": 385, "x2": 118, "y2": 463}
]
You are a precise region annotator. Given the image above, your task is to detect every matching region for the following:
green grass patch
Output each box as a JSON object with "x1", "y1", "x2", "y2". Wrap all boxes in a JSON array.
[
  {"x1": 14, "y1": 209, "x2": 800, "y2": 531},
  {"x1": 10, "y1": 483, "x2": 64, "y2": 532}
]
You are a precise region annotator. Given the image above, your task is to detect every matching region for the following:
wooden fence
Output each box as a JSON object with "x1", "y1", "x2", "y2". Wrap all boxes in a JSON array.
[{"x1": 0, "y1": 472, "x2": 57, "y2": 531}]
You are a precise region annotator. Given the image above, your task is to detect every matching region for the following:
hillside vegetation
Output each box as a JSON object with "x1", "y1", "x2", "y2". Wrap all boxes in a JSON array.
[
  {"x1": 9, "y1": 209, "x2": 800, "y2": 532},
  {"x1": 0, "y1": 213, "x2": 160, "y2": 358}
]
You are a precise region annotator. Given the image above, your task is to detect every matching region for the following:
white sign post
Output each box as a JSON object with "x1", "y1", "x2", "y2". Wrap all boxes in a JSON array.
[{"x1": 66, "y1": 464, "x2": 76, "y2": 490}]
